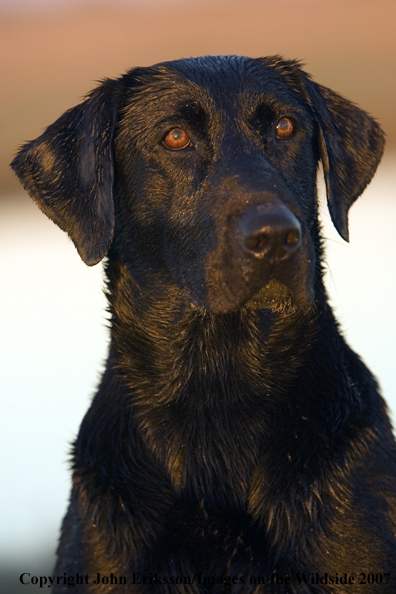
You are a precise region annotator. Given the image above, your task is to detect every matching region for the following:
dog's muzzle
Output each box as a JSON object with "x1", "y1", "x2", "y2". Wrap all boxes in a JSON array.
[{"x1": 203, "y1": 195, "x2": 315, "y2": 314}]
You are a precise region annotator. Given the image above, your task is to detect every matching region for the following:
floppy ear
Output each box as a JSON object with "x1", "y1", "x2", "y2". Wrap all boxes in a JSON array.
[
  {"x1": 11, "y1": 78, "x2": 118, "y2": 265},
  {"x1": 304, "y1": 79, "x2": 385, "y2": 241}
]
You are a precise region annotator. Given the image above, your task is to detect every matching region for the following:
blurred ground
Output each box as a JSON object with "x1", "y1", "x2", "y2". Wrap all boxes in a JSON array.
[{"x1": 1, "y1": 0, "x2": 396, "y2": 197}]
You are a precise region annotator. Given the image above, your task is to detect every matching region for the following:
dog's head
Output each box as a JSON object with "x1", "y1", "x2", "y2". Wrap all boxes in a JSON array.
[{"x1": 11, "y1": 56, "x2": 384, "y2": 313}]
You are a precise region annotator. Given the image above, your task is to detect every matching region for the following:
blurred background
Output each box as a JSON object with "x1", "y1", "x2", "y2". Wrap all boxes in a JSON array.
[{"x1": 1, "y1": 0, "x2": 395, "y2": 590}]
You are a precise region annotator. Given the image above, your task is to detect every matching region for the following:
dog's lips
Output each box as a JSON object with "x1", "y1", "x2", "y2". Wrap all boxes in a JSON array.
[
  {"x1": 204, "y1": 275, "x2": 314, "y2": 315},
  {"x1": 203, "y1": 245, "x2": 315, "y2": 314},
  {"x1": 270, "y1": 259, "x2": 315, "y2": 308}
]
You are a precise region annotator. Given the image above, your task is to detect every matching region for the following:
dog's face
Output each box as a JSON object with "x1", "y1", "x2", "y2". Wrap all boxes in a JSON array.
[
  {"x1": 11, "y1": 56, "x2": 385, "y2": 314},
  {"x1": 115, "y1": 57, "x2": 319, "y2": 313}
]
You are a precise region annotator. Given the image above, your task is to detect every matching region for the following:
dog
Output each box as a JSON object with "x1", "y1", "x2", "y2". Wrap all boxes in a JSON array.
[{"x1": 12, "y1": 55, "x2": 396, "y2": 593}]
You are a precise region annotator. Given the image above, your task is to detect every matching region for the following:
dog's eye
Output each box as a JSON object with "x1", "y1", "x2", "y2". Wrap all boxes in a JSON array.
[
  {"x1": 162, "y1": 128, "x2": 191, "y2": 150},
  {"x1": 275, "y1": 117, "x2": 295, "y2": 139}
]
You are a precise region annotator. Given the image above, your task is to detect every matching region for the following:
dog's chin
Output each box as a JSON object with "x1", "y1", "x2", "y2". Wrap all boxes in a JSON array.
[
  {"x1": 202, "y1": 279, "x2": 314, "y2": 315},
  {"x1": 245, "y1": 280, "x2": 298, "y2": 312}
]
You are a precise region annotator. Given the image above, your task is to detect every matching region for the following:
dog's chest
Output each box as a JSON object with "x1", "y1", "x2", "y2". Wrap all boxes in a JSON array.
[{"x1": 141, "y1": 395, "x2": 267, "y2": 506}]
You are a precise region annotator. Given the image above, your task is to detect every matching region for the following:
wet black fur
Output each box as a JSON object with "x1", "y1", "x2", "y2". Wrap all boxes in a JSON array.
[{"x1": 12, "y1": 56, "x2": 396, "y2": 592}]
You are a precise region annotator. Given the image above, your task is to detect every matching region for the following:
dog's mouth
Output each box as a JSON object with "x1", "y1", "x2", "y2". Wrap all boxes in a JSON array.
[{"x1": 202, "y1": 235, "x2": 316, "y2": 314}]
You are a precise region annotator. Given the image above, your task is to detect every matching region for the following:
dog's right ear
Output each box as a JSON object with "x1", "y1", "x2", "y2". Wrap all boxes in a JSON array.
[
  {"x1": 11, "y1": 79, "x2": 118, "y2": 265},
  {"x1": 304, "y1": 80, "x2": 385, "y2": 243}
]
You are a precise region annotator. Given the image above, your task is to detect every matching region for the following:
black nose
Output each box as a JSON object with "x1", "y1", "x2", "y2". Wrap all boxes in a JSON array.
[{"x1": 238, "y1": 203, "x2": 302, "y2": 259}]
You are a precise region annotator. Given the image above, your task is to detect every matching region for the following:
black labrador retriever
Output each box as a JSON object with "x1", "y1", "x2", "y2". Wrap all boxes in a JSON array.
[{"x1": 12, "y1": 55, "x2": 396, "y2": 593}]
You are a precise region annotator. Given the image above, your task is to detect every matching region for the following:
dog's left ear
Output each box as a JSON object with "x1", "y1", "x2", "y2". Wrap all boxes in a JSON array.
[
  {"x1": 11, "y1": 78, "x2": 118, "y2": 265},
  {"x1": 304, "y1": 79, "x2": 385, "y2": 241}
]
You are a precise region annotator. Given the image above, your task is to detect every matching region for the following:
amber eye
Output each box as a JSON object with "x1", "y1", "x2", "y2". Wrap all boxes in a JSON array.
[
  {"x1": 162, "y1": 128, "x2": 191, "y2": 150},
  {"x1": 275, "y1": 117, "x2": 295, "y2": 139}
]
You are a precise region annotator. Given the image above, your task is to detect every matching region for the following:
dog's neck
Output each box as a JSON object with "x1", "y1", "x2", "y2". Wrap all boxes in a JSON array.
[
  {"x1": 105, "y1": 258, "x2": 322, "y2": 402},
  {"x1": 79, "y1": 257, "x2": 368, "y2": 518}
]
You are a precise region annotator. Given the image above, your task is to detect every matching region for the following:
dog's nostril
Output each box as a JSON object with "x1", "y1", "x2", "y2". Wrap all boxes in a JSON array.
[
  {"x1": 284, "y1": 228, "x2": 301, "y2": 249},
  {"x1": 244, "y1": 231, "x2": 269, "y2": 252}
]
